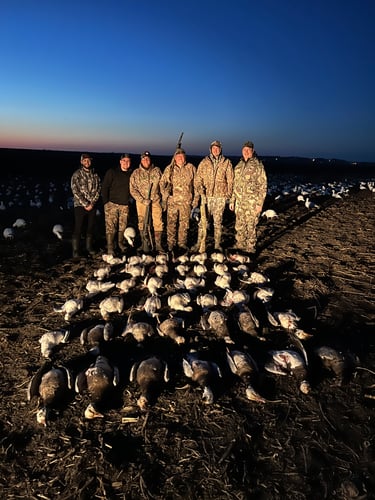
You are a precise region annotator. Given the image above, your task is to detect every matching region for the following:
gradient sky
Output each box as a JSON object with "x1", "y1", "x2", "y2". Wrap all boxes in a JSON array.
[{"x1": 1, "y1": 0, "x2": 374, "y2": 162}]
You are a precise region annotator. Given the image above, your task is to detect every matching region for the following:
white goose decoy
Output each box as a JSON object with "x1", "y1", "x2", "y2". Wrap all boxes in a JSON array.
[
  {"x1": 226, "y1": 348, "x2": 266, "y2": 402},
  {"x1": 264, "y1": 349, "x2": 311, "y2": 394},
  {"x1": 130, "y1": 356, "x2": 170, "y2": 410},
  {"x1": 99, "y1": 296, "x2": 124, "y2": 320},
  {"x1": 13, "y1": 218, "x2": 27, "y2": 228},
  {"x1": 53, "y1": 298, "x2": 84, "y2": 321},
  {"x1": 27, "y1": 364, "x2": 73, "y2": 426},
  {"x1": 156, "y1": 315, "x2": 185, "y2": 344},
  {"x1": 3, "y1": 227, "x2": 15, "y2": 240},
  {"x1": 52, "y1": 224, "x2": 64, "y2": 240},
  {"x1": 124, "y1": 226, "x2": 136, "y2": 247},
  {"x1": 168, "y1": 292, "x2": 193, "y2": 312},
  {"x1": 75, "y1": 355, "x2": 120, "y2": 419},
  {"x1": 182, "y1": 350, "x2": 222, "y2": 404},
  {"x1": 39, "y1": 329, "x2": 70, "y2": 358}
]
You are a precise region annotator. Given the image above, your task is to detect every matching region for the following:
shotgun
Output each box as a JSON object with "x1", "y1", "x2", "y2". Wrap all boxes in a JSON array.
[
  {"x1": 142, "y1": 184, "x2": 154, "y2": 253},
  {"x1": 162, "y1": 132, "x2": 184, "y2": 210},
  {"x1": 198, "y1": 189, "x2": 207, "y2": 253}
]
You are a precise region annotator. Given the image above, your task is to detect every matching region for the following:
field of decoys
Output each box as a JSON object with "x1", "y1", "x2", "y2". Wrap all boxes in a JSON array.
[{"x1": 0, "y1": 149, "x2": 374, "y2": 499}]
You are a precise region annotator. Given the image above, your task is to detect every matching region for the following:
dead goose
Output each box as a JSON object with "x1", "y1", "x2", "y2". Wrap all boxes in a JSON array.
[
  {"x1": 13, "y1": 218, "x2": 27, "y2": 228},
  {"x1": 214, "y1": 272, "x2": 232, "y2": 291},
  {"x1": 124, "y1": 226, "x2": 136, "y2": 247},
  {"x1": 190, "y1": 252, "x2": 207, "y2": 265},
  {"x1": 99, "y1": 295, "x2": 124, "y2": 320},
  {"x1": 314, "y1": 346, "x2": 354, "y2": 385},
  {"x1": 182, "y1": 349, "x2": 222, "y2": 404},
  {"x1": 75, "y1": 355, "x2": 120, "y2": 419},
  {"x1": 85, "y1": 279, "x2": 115, "y2": 298},
  {"x1": 200, "y1": 309, "x2": 233, "y2": 344},
  {"x1": 116, "y1": 276, "x2": 137, "y2": 294},
  {"x1": 143, "y1": 295, "x2": 162, "y2": 318},
  {"x1": 53, "y1": 298, "x2": 83, "y2": 321},
  {"x1": 157, "y1": 315, "x2": 186, "y2": 344},
  {"x1": 80, "y1": 322, "x2": 114, "y2": 354},
  {"x1": 271, "y1": 310, "x2": 313, "y2": 339},
  {"x1": 193, "y1": 263, "x2": 208, "y2": 277},
  {"x1": 264, "y1": 349, "x2": 311, "y2": 394},
  {"x1": 210, "y1": 251, "x2": 226, "y2": 263},
  {"x1": 144, "y1": 275, "x2": 164, "y2": 296},
  {"x1": 3, "y1": 227, "x2": 15, "y2": 240},
  {"x1": 39, "y1": 329, "x2": 70, "y2": 358},
  {"x1": 93, "y1": 265, "x2": 112, "y2": 281},
  {"x1": 122, "y1": 312, "x2": 155, "y2": 343},
  {"x1": 154, "y1": 263, "x2": 169, "y2": 278},
  {"x1": 130, "y1": 356, "x2": 170, "y2": 410},
  {"x1": 168, "y1": 292, "x2": 193, "y2": 312},
  {"x1": 226, "y1": 348, "x2": 266, "y2": 402},
  {"x1": 28, "y1": 363, "x2": 73, "y2": 426},
  {"x1": 213, "y1": 262, "x2": 229, "y2": 276},
  {"x1": 196, "y1": 293, "x2": 218, "y2": 311},
  {"x1": 235, "y1": 304, "x2": 262, "y2": 339}
]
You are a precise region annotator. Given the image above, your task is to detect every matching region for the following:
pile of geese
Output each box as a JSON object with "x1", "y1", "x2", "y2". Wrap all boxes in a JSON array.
[{"x1": 28, "y1": 246, "x2": 359, "y2": 426}]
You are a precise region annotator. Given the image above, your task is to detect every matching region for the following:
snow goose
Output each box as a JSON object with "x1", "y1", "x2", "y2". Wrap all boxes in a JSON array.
[
  {"x1": 28, "y1": 363, "x2": 73, "y2": 426},
  {"x1": 124, "y1": 226, "x2": 136, "y2": 247},
  {"x1": 3, "y1": 227, "x2": 15, "y2": 240},
  {"x1": 39, "y1": 329, "x2": 70, "y2": 358},
  {"x1": 182, "y1": 350, "x2": 222, "y2": 404},
  {"x1": 13, "y1": 218, "x2": 27, "y2": 228},
  {"x1": 156, "y1": 315, "x2": 185, "y2": 344},
  {"x1": 52, "y1": 224, "x2": 64, "y2": 240},
  {"x1": 99, "y1": 295, "x2": 124, "y2": 320},
  {"x1": 261, "y1": 209, "x2": 278, "y2": 219},
  {"x1": 226, "y1": 348, "x2": 266, "y2": 402},
  {"x1": 130, "y1": 356, "x2": 170, "y2": 410},
  {"x1": 264, "y1": 349, "x2": 310, "y2": 394},
  {"x1": 53, "y1": 298, "x2": 83, "y2": 321}
]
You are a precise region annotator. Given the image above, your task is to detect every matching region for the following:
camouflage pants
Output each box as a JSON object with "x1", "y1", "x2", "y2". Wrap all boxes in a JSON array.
[
  {"x1": 136, "y1": 201, "x2": 163, "y2": 233},
  {"x1": 198, "y1": 197, "x2": 226, "y2": 235},
  {"x1": 234, "y1": 202, "x2": 260, "y2": 251},
  {"x1": 166, "y1": 199, "x2": 191, "y2": 248},
  {"x1": 104, "y1": 201, "x2": 129, "y2": 235}
]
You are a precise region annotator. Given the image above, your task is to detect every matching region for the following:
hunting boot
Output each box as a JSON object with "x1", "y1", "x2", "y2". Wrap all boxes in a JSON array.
[
  {"x1": 106, "y1": 232, "x2": 115, "y2": 255},
  {"x1": 214, "y1": 227, "x2": 223, "y2": 251},
  {"x1": 72, "y1": 237, "x2": 80, "y2": 259},
  {"x1": 86, "y1": 235, "x2": 96, "y2": 256},
  {"x1": 117, "y1": 232, "x2": 126, "y2": 253},
  {"x1": 154, "y1": 231, "x2": 164, "y2": 253}
]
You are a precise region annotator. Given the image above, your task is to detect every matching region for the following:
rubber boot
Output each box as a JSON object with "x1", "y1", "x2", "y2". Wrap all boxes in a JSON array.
[
  {"x1": 117, "y1": 232, "x2": 126, "y2": 253},
  {"x1": 154, "y1": 231, "x2": 164, "y2": 253},
  {"x1": 106, "y1": 233, "x2": 115, "y2": 256},
  {"x1": 72, "y1": 237, "x2": 80, "y2": 259},
  {"x1": 86, "y1": 235, "x2": 96, "y2": 256}
]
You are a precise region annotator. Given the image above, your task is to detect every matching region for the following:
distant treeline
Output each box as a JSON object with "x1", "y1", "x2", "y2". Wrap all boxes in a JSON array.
[{"x1": 0, "y1": 148, "x2": 373, "y2": 179}]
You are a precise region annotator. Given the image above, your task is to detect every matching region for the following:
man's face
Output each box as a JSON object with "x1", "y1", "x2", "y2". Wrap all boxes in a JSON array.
[
  {"x1": 211, "y1": 145, "x2": 221, "y2": 157},
  {"x1": 81, "y1": 158, "x2": 92, "y2": 168},
  {"x1": 120, "y1": 158, "x2": 131, "y2": 170},
  {"x1": 174, "y1": 152, "x2": 185, "y2": 166},
  {"x1": 141, "y1": 156, "x2": 151, "y2": 168},
  {"x1": 242, "y1": 146, "x2": 253, "y2": 160}
]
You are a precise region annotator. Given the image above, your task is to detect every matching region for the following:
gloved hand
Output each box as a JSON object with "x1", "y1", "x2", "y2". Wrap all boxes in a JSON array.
[{"x1": 144, "y1": 199, "x2": 151, "y2": 206}]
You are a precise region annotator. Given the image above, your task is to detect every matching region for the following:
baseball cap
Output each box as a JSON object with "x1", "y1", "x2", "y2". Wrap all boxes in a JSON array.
[
  {"x1": 120, "y1": 153, "x2": 131, "y2": 159},
  {"x1": 141, "y1": 151, "x2": 151, "y2": 159},
  {"x1": 243, "y1": 141, "x2": 254, "y2": 149},
  {"x1": 210, "y1": 140, "x2": 222, "y2": 149},
  {"x1": 174, "y1": 148, "x2": 186, "y2": 155},
  {"x1": 81, "y1": 153, "x2": 92, "y2": 161}
]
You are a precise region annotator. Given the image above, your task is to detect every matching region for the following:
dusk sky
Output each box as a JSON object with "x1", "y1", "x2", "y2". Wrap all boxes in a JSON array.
[{"x1": 1, "y1": 0, "x2": 374, "y2": 162}]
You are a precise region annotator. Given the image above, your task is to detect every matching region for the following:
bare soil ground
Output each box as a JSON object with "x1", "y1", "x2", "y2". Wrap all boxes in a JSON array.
[{"x1": 0, "y1": 173, "x2": 374, "y2": 500}]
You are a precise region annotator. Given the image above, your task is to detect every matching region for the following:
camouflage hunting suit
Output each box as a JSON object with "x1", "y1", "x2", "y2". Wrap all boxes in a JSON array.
[
  {"x1": 231, "y1": 156, "x2": 267, "y2": 252},
  {"x1": 193, "y1": 154, "x2": 233, "y2": 243},
  {"x1": 129, "y1": 163, "x2": 163, "y2": 233},
  {"x1": 160, "y1": 160, "x2": 196, "y2": 249}
]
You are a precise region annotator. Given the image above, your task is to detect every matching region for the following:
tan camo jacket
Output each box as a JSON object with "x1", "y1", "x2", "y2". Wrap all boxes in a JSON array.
[
  {"x1": 230, "y1": 156, "x2": 267, "y2": 207},
  {"x1": 160, "y1": 161, "x2": 196, "y2": 204},
  {"x1": 193, "y1": 154, "x2": 233, "y2": 206},
  {"x1": 129, "y1": 164, "x2": 162, "y2": 203}
]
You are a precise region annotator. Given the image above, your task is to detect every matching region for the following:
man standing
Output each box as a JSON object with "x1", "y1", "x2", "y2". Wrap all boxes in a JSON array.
[
  {"x1": 192, "y1": 140, "x2": 233, "y2": 251},
  {"x1": 129, "y1": 151, "x2": 164, "y2": 252},
  {"x1": 101, "y1": 153, "x2": 132, "y2": 255},
  {"x1": 229, "y1": 141, "x2": 267, "y2": 255},
  {"x1": 160, "y1": 148, "x2": 196, "y2": 252},
  {"x1": 70, "y1": 153, "x2": 101, "y2": 258}
]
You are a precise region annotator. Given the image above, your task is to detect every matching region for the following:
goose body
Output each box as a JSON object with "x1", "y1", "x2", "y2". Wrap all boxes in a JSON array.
[
  {"x1": 265, "y1": 349, "x2": 310, "y2": 394},
  {"x1": 124, "y1": 226, "x2": 136, "y2": 246},
  {"x1": 168, "y1": 292, "x2": 193, "y2": 312},
  {"x1": 52, "y1": 224, "x2": 63, "y2": 240},
  {"x1": 226, "y1": 348, "x2": 266, "y2": 402},
  {"x1": 39, "y1": 329, "x2": 70, "y2": 358},
  {"x1": 80, "y1": 322, "x2": 114, "y2": 353},
  {"x1": 157, "y1": 316, "x2": 185, "y2": 344},
  {"x1": 122, "y1": 316, "x2": 155, "y2": 343},
  {"x1": 53, "y1": 298, "x2": 83, "y2": 321},
  {"x1": 75, "y1": 355, "x2": 120, "y2": 418},
  {"x1": 28, "y1": 364, "x2": 73, "y2": 426},
  {"x1": 99, "y1": 296, "x2": 124, "y2": 320},
  {"x1": 182, "y1": 350, "x2": 222, "y2": 404},
  {"x1": 130, "y1": 356, "x2": 169, "y2": 410}
]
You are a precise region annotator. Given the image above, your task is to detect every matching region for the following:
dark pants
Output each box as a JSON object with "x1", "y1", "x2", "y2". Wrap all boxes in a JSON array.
[{"x1": 73, "y1": 206, "x2": 96, "y2": 239}]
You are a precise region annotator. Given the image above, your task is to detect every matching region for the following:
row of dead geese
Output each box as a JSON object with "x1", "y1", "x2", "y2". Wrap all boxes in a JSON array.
[{"x1": 28, "y1": 248, "x2": 357, "y2": 426}]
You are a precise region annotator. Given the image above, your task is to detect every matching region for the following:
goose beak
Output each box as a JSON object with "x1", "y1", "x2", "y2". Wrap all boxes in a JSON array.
[{"x1": 84, "y1": 404, "x2": 104, "y2": 419}]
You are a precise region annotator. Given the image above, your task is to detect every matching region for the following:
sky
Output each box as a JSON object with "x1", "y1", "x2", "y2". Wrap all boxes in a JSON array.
[{"x1": 1, "y1": 0, "x2": 374, "y2": 162}]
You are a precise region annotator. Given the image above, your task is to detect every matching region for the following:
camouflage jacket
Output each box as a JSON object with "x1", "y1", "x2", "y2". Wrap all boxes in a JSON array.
[
  {"x1": 160, "y1": 161, "x2": 196, "y2": 204},
  {"x1": 129, "y1": 164, "x2": 162, "y2": 204},
  {"x1": 230, "y1": 157, "x2": 267, "y2": 207},
  {"x1": 193, "y1": 154, "x2": 233, "y2": 206},
  {"x1": 71, "y1": 167, "x2": 101, "y2": 208}
]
